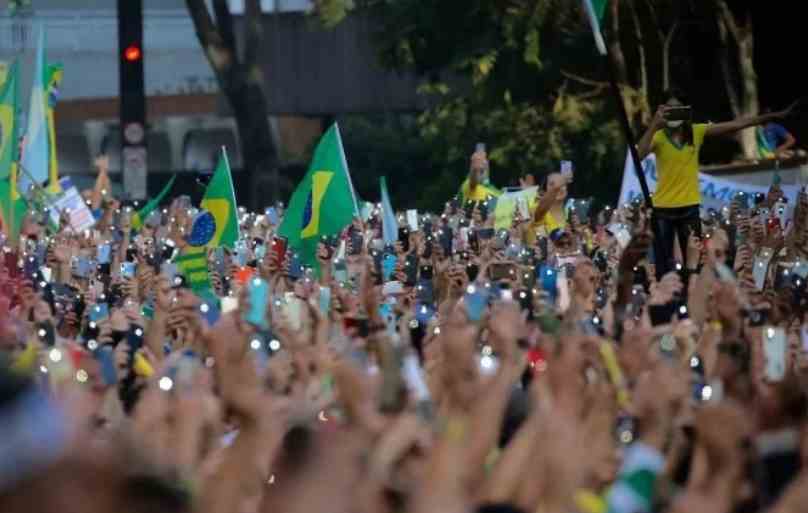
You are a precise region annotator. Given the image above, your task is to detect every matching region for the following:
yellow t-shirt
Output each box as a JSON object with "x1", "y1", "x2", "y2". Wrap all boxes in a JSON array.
[
  {"x1": 526, "y1": 210, "x2": 566, "y2": 245},
  {"x1": 460, "y1": 178, "x2": 500, "y2": 202},
  {"x1": 650, "y1": 123, "x2": 709, "y2": 208}
]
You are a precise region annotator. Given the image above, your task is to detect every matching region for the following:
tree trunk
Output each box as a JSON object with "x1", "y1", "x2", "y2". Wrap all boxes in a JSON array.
[
  {"x1": 229, "y1": 74, "x2": 277, "y2": 208},
  {"x1": 185, "y1": 0, "x2": 278, "y2": 209},
  {"x1": 608, "y1": 0, "x2": 635, "y2": 127},
  {"x1": 627, "y1": 0, "x2": 650, "y2": 125},
  {"x1": 715, "y1": 0, "x2": 758, "y2": 160},
  {"x1": 662, "y1": 22, "x2": 677, "y2": 91},
  {"x1": 736, "y1": 29, "x2": 758, "y2": 160}
]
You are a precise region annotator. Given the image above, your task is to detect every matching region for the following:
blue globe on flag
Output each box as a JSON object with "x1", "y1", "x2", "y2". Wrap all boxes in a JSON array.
[{"x1": 188, "y1": 210, "x2": 217, "y2": 246}]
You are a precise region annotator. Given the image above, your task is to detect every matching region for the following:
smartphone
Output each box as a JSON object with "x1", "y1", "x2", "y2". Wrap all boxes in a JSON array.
[
  {"x1": 489, "y1": 263, "x2": 514, "y2": 281},
  {"x1": 244, "y1": 278, "x2": 270, "y2": 330},
  {"x1": 406, "y1": 209, "x2": 419, "y2": 232},
  {"x1": 763, "y1": 327, "x2": 787, "y2": 382},
  {"x1": 538, "y1": 265, "x2": 558, "y2": 302},
  {"x1": 398, "y1": 227, "x2": 411, "y2": 253},
  {"x1": 477, "y1": 228, "x2": 495, "y2": 240},
  {"x1": 439, "y1": 227, "x2": 453, "y2": 256},
  {"x1": 464, "y1": 284, "x2": 487, "y2": 322},
  {"x1": 318, "y1": 286, "x2": 331, "y2": 313},
  {"x1": 199, "y1": 299, "x2": 221, "y2": 327},
  {"x1": 120, "y1": 261, "x2": 137, "y2": 280},
  {"x1": 416, "y1": 280, "x2": 434, "y2": 304},
  {"x1": 381, "y1": 253, "x2": 397, "y2": 282},
  {"x1": 73, "y1": 257, "x2": 96, "y2": 278},
  {"x1": 127, "y1": 324, "x2": 145, "y2": 354},
  {"x1": 272, "y1": 236, "x2": 288, "y2": 266},
  {"x1": 665, "y1": 105, "x2": 692, "y2": 122},
  {"x1": 753, "y1": 250, "x2": 773, "y2": 290},
  {"x1": 96, "y1": 244, "x2": 112, "y2": 264},
  {"x1": 265, "y1": 206, "x2": 279, "y2": 225},
  {"x1": 349, "y1": 230, "x2": 364, "y2": 256},
  {"x1": 95, "y1": 346, "x2": 117, "y2": 386},
  {"x1": 560, "y1": 160, "x2": 573, "y2": 182},
  {"x1": 89, "y1": 303, "x2": 110, "y2": 323},
  {"x1": 36, "y1": 321, "x2": 56, "y2": 347},
  {"x1": 287, "y1": 253, "x2": 303, "y2": 280}
]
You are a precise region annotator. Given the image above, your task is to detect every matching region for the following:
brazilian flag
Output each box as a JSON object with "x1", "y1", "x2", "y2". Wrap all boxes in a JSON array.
[
  {"x1": 0, "y1": 61, "x2": 26, "y2": 242},
  {"x1": 278, "y1": 123, "x2": 358, "y2": 272},
  {"x1": 200, "y1": 149, "x2": 239, "y2": 249}
]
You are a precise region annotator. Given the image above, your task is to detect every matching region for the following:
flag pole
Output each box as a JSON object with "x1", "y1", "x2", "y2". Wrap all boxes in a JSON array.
[
  {"x1": 16, "y1": 160, "x2": 64, "y2": 220},
  {"x1": 333, "y1": 123, "x2": 360, "y2": 217},
  {"x1": 585, "y1": 0, "x2": 660, "y2": 248}
]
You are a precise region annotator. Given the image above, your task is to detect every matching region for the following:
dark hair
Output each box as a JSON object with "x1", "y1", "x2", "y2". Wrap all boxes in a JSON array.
[{"x1": 662, "y1": 87, "x2": 689, "y2": 106}]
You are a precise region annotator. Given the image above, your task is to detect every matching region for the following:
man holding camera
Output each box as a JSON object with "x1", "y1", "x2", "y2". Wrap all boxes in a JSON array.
[{"x1": 637, "y1": 88, "x2": 796, "y2": 279}]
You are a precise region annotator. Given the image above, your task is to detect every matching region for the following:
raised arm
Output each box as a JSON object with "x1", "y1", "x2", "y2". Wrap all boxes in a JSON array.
[
  {"x1": 706, "y1": 102, "x2": 796, "y2": 138},
  {"x1": 637, "y1": 106, "x2": 666, "y2": 161},
  {"x1": 468, "y1": 151, "x2": 486, "y2": 192}
]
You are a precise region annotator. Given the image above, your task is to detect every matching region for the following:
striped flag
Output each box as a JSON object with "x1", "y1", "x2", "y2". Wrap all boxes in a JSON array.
[
  {"x1": 582, "y1": 0, "x2": 608, "y2": 56},
  {"x1": 0, "y1": 60, "x2": 27, "y2": 243},
  {"x1": 175, "y1": 249, "x2": 211, "y2": 294},
  {"x1": 379, "y1": 176, "x2": 398, "y2": 246}
]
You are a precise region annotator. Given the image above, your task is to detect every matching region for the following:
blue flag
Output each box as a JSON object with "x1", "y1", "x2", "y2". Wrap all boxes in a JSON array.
[
  {"x1": 380, "y1": 176, "x2": 398, "y2": 246},
  {"x1": 20, "y1": 26, "x2": 50, "y2": 194}
]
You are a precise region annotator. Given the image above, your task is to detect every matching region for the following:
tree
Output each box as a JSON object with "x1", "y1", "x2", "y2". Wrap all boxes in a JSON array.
[
  {"x1": 316, "y1": 0, "x2": 625, "y2": 208},
  {"x1": 185, "y1": 0, "x2": 277, "y2": 208},
  {"x1": 715, "y1": 0, "x2": 758, "y2": 159}
]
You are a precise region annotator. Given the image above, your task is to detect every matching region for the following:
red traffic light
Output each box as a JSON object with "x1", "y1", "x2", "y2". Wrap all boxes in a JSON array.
[{"x1": 123, "y1": 44, "x2": 142, "y2": 62}]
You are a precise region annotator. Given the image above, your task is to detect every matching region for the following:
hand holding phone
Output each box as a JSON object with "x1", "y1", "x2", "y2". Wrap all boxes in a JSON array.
[{"x1": 244, "y1": 278, "x2": 270, "y2": 330}]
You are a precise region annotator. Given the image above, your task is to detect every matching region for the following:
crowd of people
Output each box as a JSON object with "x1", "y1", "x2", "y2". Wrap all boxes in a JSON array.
[{"x1": 2, "y1": 105, "x2": 808, "y2": 513}]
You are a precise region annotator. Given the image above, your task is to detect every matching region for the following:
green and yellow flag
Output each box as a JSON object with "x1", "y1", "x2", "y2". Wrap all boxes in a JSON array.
[
  {"x1": 175, "y1": 249, "x2": 211, "y2": 294},
  {"x1": 0, "y1": 61, "x2": 26, "y2": 242},
  {"x1": 45, "y1": 63, "x2": 63, "y2": 194},
  {"x1": 200, "y1": 149, "x2": 239, "y2": 249},
  {"x1": 132, "y1": 175, "x2": 176, "y2": 230},
  {"x1": 278, "y1": 123, "x2": 358, "y2": 272}
]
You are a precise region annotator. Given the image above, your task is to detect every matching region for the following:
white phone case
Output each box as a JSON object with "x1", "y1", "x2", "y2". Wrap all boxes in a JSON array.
[{"x1": 763, "y1": 327, "x2": 787, "y2": 382}]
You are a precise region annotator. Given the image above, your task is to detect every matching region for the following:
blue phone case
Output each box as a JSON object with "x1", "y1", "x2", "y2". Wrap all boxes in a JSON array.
[
  {"x1": 89, "y1": 303, "x2": 110, "y2": 322},
  {"x1": 538, "y1": 265, "x2": 558, "y2": 302},
  {"x1": 382, "y1": 253, "x2": 397, "y2": 282},
  {"x1": 96, "y1": 346, "x2": 117, "y2": 385},
  {"x1": 121, "y1": 262, "x2": 136, "y2": 279},
  {"x1": 97, "y1": 244, "x2": 111, "y2": 264},
  {"x1": 244, "y1": 278, "x2": 270, "y2": 329},
  {"x1": 464, "y1": 288, "x2": 487, "y2": 322},
  {"x1": 200, "y1": 299, "x2": 221, "y2": 327}
]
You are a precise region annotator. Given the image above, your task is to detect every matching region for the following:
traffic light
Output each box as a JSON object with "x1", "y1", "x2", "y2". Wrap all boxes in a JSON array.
[{"x1": 117, "y1": 0, "x2": 147, "y2": 199}]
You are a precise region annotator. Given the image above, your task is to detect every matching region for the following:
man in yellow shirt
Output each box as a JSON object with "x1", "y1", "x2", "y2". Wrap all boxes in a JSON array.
[
  {"x1": 637, "y1": 88, "x2": 795, "y2": 278},
  {"x1": 460, "y1": 147, "x2": 501, "y2": 203}
]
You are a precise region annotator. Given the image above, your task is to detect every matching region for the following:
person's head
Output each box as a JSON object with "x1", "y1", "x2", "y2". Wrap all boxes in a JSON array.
[
  {"x1": 521, "y1": 173, "x2": 536, "y2": 187},
  {"x1": 542, "y1": 173, "x2": 568, "y2": 202},
  {"x1": 661, "y1": 87, "x2": 691, "y2": 131}
]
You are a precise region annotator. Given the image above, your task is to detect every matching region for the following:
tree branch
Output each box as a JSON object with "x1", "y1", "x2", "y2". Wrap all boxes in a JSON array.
[
  {"x1": 185, "y1": 0, "x2": 218, "y2": 48},
  {"x1": 212, "y1": 0, "x2": 237, "y2": 55},
  {"x1": 243, "y1": 0, "x2": 264, "y2": 69},
  {"x1": 662, "y1": 21, "x2": 678, "y2": 90},
  {"x1": 716, "y1": 13, "x2": 740, "y2": 118},
  {"x1": 627, "y1": 0, "x2": 650, "y2": 123},
  {"x1": 185, "y1": 0, "x2": 234, "y2": 74},
  {"x1": 561, "y1": 70, "x2": 609, "y2": 88},
  {"x1": 642, "y1": 0, "x2": 665, "y2": 43},
  {"x1": 715, "y1": 0, "x2": 741, "y2": 42}
]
